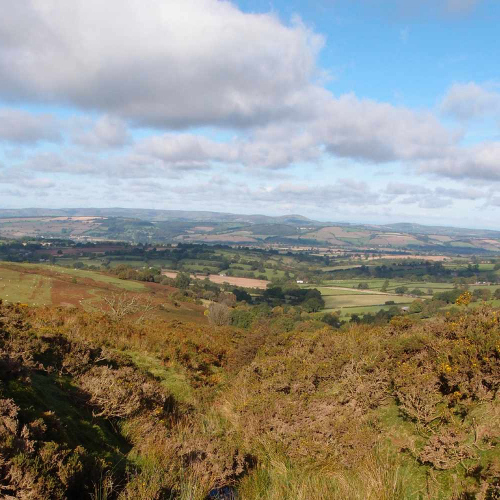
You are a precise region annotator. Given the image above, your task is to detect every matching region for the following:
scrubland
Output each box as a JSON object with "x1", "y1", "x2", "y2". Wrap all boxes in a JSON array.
[{"x1": 1, "y1": 291, "x2": 500, "y2": 499}]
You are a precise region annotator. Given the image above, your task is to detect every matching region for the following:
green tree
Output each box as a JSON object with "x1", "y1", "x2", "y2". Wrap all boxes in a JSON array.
[
  {"x1": 174, "y1": 272, "x2": 191, "y2": 289},
  {"x1": 302, "y1": 297, "x2": 323, "y2": 313}
]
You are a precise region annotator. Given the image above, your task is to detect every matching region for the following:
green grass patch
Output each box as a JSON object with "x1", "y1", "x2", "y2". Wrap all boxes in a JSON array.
[
  {"x1": 18, "y1": 263, "x2": 146, "y2": 292},
  {"x1": 0, "y1": 266, "x2": 52, "y2": 306},
  {"x1": 124, "y1": 351, "x2": 195, "y2": 405}
]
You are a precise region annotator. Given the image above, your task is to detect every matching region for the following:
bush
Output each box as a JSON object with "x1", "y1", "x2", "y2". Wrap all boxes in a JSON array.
[{"x1": 208, "y1": 302, "x2": 231, "y2": 326}]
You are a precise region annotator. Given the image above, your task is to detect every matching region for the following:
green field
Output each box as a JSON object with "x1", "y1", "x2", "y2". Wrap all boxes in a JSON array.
[
  {"x1": 322, "y1": 293, "x2": 410, "y2": 311},
  {"x1": 337, "y1": 303, "x2": 412, "y2": 316},
  {"x1": 0, "y1": 267, "x2": 52, "y2": 306},
  {"x1": 10, "y1": 263, "x2": 147, "y2": 292},
  {"x1": 322, "y1": 279, "x2": 456, "y2": 294}
]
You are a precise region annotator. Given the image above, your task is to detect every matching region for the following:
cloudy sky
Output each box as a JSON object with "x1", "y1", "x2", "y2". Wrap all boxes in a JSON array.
[{"x1": 0, "y1": 0, "x2": 499, "y2": 228}]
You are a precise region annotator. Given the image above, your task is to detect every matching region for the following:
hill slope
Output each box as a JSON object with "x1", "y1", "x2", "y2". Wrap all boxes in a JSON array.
[{"x1": 1, "y1": 295, "x2": 500, "y2": 498}]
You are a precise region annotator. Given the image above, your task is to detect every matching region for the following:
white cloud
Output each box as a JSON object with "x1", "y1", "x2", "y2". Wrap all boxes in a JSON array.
[
  {"x1": 0, "y1": 108, "x2": 61, "y2": 144},
  {"x1": 0, "y1": 0, "x2": 324, "y2": 129},
  {"x1": 73, "y1": 115, "x2": 131, "y2": 150},
  {"x1": 419, "y1": 142, "x2": 500, "y2": 180},
  {"x1": 440, "y1": 82, "x2": 500, "y2": 120}
]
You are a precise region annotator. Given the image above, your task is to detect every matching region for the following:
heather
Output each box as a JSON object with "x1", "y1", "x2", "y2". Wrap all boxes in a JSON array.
[{"x1": 1, "y1": 298, "x2": 500, "y2": 498}]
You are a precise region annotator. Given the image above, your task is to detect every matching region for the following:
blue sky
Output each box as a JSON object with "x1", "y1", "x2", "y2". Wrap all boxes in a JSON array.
[{"x1": 0, "y1": 0, "x2": 499, "y2": 228}]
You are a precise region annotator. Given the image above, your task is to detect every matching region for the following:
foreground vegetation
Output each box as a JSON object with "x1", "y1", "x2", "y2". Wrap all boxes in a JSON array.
[{"x1": 1, "y1": 285, "x2": 500, "y2": 498}]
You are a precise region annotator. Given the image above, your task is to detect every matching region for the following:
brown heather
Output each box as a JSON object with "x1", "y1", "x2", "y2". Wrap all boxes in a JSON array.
[{"x1": 0, "y1": 298, "x2": 500, "y2": 498}]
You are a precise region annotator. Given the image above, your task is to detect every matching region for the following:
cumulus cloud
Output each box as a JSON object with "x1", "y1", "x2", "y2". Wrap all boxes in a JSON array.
[
  {"x1": 0, "y1": 0, "x2": 324, "y2": 129},
  {"x1": 136, "y1": 94, "x2": 455, "y2": 170},
  {"x1": 73, "y1": 115, "x2": 131, "y2": 150},
  {"x1": 0, "y1": 0, "x2": 495, "y2": 201},
  {"x1": 0, "y1": 108, "x2": 61, "y2": 144},
  {"x1": 419, "y1": 142, "x2": 500, "y2": 180},
  {"x1": 440, "y1": 82, "x2": 500, "y2": 120},
  {"x1": 0, "y1": 0, "x2": 462, "y2": 175},
  {"x1": 19, "y1": 148, "x2": 212, "y2": 180},
  {"x1": 167, "y1": 179, "x2": 381, "y2": 210},
  {"x1": 317, "y1": 95, "x2": 454, "y2": 162}
]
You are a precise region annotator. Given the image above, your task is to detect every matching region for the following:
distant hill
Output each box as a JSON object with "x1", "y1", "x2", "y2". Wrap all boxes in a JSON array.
[
  {"x1": 0, "y1": 208, "x2": 316, "y2": 225},
  {"x1": 0, "y1": 208, "x2": 499, "y2": 253}
]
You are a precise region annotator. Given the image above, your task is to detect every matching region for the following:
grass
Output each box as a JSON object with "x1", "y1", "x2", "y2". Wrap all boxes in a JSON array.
[
  {"x1": 238, "y1": 443, "x2": 426, "y2": 500},
  {"x1": 337, "y1": 303, "x2": 412, "y2": 316},
  {"x1": 309, "y1": 286, "x2": 376, "y2": 296},
  {"x1": 124, "y1": 350, "x2": 195, "y2": 405},
  {"x1": 0, "y1": 266, "x2": 52, "y2": 306},
  {"x1": 323, "y1": 294, "x2": 410, "y2": 310},
  {"x1": 322, "y1": 279, "x2": 456, "y2": 293},
  {"x1": 15, "y1": 263, "x2": 146, "y2": 292}
]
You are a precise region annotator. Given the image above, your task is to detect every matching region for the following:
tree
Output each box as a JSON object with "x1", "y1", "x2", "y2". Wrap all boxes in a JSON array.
[
  {"x1": 394, "y1": 286, "x2": 409, "y2": 295},
  {"x1": 302, "y1": 297, "x2": 323, "y2": 313},
  {"x1": 381, "y1": 280, "x2": 389, "y2": 292},
  {"x1": 174, "y1": 272, "x2": 191, "y2": 289},
  {"x1": 409, "y1": 300, "x2": 423, "y2": 314},
  {"x1": 207, "y1": 302, "x2": 231, "y2": 326},
  {"x1": 232, "y1": 288, "x2": 252, "y2": 303},
  {"x1": 321, "y1": 312, "x2": 342, "y2": 328},
  {"x1": 101, "y1": 292, "x2": 155, "y2": 322},
  {"x1": 472, "y1": 288, "x2": 491, "y2": 302}
]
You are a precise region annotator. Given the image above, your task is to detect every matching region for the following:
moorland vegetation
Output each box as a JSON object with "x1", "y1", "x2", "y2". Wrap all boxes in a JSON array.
[{"x1": 1, "y1": 286, "x2": 500, "y2": 498}]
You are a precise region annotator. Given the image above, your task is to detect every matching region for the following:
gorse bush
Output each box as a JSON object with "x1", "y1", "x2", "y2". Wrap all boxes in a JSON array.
[{"x1": 1, "y1": 298, "x2": 500, "y2": 498}]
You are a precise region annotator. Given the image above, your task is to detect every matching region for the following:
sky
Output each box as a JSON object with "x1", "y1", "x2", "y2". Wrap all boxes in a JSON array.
[{"x1": 0, "y1": 0, "x2": 499, "y2": 228}]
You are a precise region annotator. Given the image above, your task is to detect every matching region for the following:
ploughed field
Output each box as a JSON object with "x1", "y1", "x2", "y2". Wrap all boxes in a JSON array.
[{"x1": 162, "y1": 270, "x2": 270, "y2": 289}]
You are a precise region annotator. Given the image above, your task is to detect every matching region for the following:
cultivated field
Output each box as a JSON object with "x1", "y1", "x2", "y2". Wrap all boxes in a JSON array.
[
  {"x1": 0, "y1": 216, "x2": 105, "y2": 239},
  {"x1": 162, "y1": 270, "x2": 270, "y2": 289}
]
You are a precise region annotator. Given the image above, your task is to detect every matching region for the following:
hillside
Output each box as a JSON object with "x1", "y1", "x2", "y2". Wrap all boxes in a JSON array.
[
  {"x1": 1, "y1": 274, "x2": 500, "y2": 498},
  {"x1": 1, "y1": 209, "x2": 500, "y2": 253}
]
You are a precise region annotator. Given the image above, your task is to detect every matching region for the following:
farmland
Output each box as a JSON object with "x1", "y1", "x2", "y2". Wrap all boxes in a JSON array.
[
  {"x1": 0, "y1": 262, "x2": 206, "y2": 323},
  {"x1": 2, "y1": 208, "x2": 500, "y2": 253},
  {"x1": 2, "y1": 234, "x2": 500, "y2": 499},
  {"x1": 162, "y1": 270, "x2": 270, "y2": 289},
  {"x1": 2, "y1": 236, "x2": 500, "y2": 320}
]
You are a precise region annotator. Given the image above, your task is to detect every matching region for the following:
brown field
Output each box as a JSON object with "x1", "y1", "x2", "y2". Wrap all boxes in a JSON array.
[{"x1": 162, "y1": 270, "x2": 269, "y2": 289}]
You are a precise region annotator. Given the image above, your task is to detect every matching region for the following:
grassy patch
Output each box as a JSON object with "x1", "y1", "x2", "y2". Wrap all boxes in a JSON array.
[
  {"x1": 0, "y1": 266, "x2": 52, "y2": 306},
  {"x1": 124, "y1": 350, "x2": 195, "y2": 405}
]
